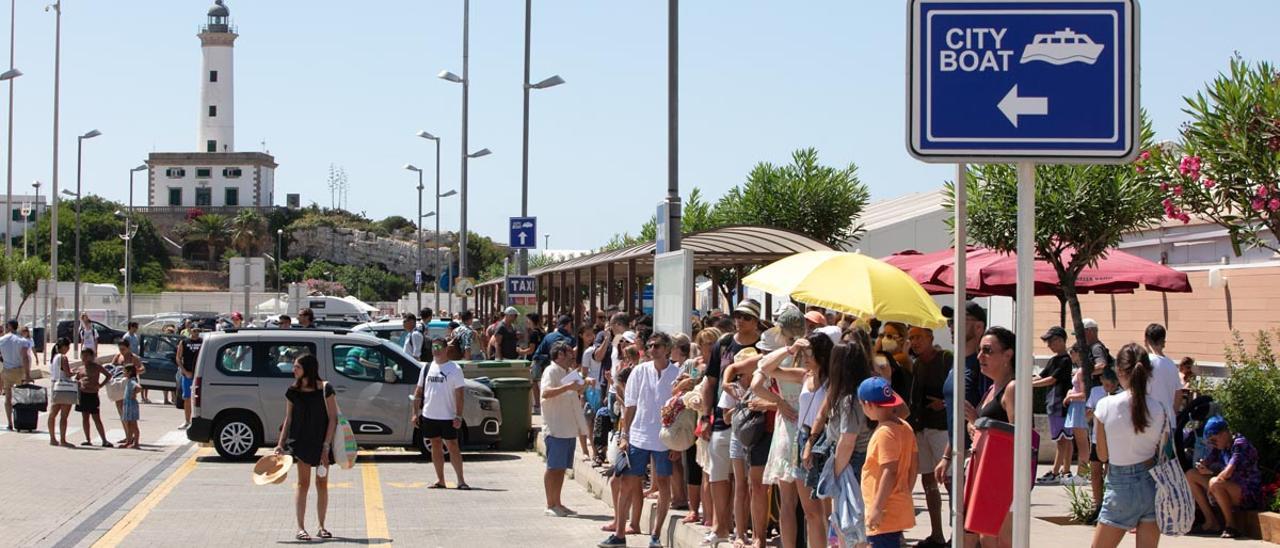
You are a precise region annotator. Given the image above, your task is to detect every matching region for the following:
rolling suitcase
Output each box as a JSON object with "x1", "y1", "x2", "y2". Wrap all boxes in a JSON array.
[
  {"x1": 13, "y1": 407, "x2": 39, "y2": 432},
  {"x1": 12, "y1": 383, "x2": 47, "y2": 412}
]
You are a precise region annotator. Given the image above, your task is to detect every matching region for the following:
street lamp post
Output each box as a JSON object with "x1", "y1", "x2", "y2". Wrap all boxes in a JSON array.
[
  {"x1": 29, "y1": 180, "x2": 39, "y2": 258},
  {"x1": 70, "y1": 129, "x2": 101, "y2": 342},
  {"x1": 416, "y1": 130, "x2": 447, "y2": 314},
  {"x1": 1, "y1": 60, "x2": 21, "y2": 318},
  {"x1": 45, "y1": 0, "x2": 62, "y2": 341},
  {"x1": 276, "y1": 228, "x2": 283, "y2": 316},
  {"x1": 405, "y1": 163, "x2": 424, "y2": 313},
  {"x1": 543, "y1": 233, "x2": 550, "y2": 251},
  {"x1": 125, "y1": 163, "x2": 146, "y2": 322},
  {"x1": 519, "y1": 0, "x2": 564, "y2": 275}
]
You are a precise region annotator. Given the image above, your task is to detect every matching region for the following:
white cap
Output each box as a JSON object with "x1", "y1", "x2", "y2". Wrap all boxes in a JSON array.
[
  {"x1": 621, "y1": 330, "x2": 637, "y2": 343},
  {"x1": 816, "y1": 325, "x2": 843, "y2": 345},
  {"x1": 503, "y1": 306, "x2": 518, "y2": 316},
  {"x1": 1082, "y1": 318, "x2": 1099, "y2": 330}
]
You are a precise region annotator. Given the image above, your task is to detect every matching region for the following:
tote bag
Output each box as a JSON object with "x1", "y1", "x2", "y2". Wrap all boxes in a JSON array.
[{"x1": 1149, "y1": 404, "x2": 1194, "y2": 536}]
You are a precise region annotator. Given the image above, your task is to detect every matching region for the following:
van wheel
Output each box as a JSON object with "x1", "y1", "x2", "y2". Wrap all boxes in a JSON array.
[{"x1": 214, "y1": 414, "x2": 261, "y2": 461}]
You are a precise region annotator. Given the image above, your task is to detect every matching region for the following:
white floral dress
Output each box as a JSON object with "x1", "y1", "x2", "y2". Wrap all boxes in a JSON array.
[{"x1": 762, "y1": 355, "x2": 804, "y2": 484}]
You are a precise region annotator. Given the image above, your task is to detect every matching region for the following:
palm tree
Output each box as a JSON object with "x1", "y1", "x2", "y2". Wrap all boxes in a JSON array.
[
  {"x1": 230, "y1": 209, "x2": 264, "y2": 256},
  {"x1": 186, "y1": 213, "x2": 231, "y2": 269}
]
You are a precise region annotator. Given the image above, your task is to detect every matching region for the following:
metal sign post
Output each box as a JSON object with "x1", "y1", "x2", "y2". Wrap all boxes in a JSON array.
[{"x1": 908, "y1": 2, "x2": 1139, "y2": 546}]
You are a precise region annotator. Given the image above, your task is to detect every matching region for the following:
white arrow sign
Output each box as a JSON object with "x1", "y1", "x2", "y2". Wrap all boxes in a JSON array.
[
  {"x1": 997, "y1": 84, "x2": 1049, "y2": 127},
  {"x1": 517, "y1": 231, "x2": 527, "y2": 246}
]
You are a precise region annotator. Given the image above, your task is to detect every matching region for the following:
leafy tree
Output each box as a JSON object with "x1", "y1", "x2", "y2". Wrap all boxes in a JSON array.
[
  {"x1": 185, "y1": 213, "x2": 231, "y2": 269},
  {"x1": 640, "y1": 187, "x2": 723, "y2": 240},
  {"x1": 375, "y1": 215, "x2": 416, "y2": 237},
  {"x1": 450, "y1": 231, "x2": 508, "y2": 280},
  {"x1": 31, "y1": 196, "x2": 170, "y2": 289},
  {"x1": 12, "y1": 257, "x2": 48, "y2": 319},
  {"x1": 230, "y1": 209, "x2": 265, "y2": 256},
  {"x1": 947, "y1": 115, "x2": 1161, "y2": 383},
  {"x1": 1140, "y1": 56, "x2": 1280, "y2": 254},
  {"x1": 713, "y1": 148, "x2": 870, "y2": 247},
  {"x1": 278, "y1": 257, "x2": 309, "y2": 283}
]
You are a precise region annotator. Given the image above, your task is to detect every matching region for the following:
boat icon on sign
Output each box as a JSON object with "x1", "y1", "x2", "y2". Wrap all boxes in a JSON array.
[{"x1": 1020, "y1": 28, "x2": 1104, "y2": 65}]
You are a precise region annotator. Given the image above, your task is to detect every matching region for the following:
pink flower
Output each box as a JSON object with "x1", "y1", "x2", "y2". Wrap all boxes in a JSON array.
[
  {"x1": 1270, "y1": 198, "x2": 1280, "y2": 212},
  {"x1": 1160, "y1": 182, "x2": 1169, "y2": 192},
  {"x1": 1162, "y1": 198, "x2": 1174, "y2": 209},
  {"x1": 1253, "y1": 199, "x2": 1266, "y2": 212},
  {"x1": 1139, "y1": 150, "x2": 1152, "y2": 161},
  {"x1": 1204, "y1": 178, "x2": 1216, "y2": 189},
  {"x1": 1178, "y1": 156, "x2": 1202, "y2": 180},
  {"x1": 1136, "y1": 165, "x2": 1146, "y2": 173},
  {"x1": 1173, "y1": 185, "x2": 1184, "y2": 196},
  {"x1": 1259, "y1": 185, "x2": 1271, "y2": 198},
  {"x1": 1178, "y1": 213, "x2": 1191, "y2": 224}
]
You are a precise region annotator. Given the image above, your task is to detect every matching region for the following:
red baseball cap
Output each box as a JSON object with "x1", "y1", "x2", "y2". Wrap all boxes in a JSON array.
[{"x1": 804, "y1": 311, "x2": 827, "y2": 326}]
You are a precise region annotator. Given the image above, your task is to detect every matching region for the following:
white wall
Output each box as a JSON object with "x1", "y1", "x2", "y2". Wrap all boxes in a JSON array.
[
  {"x1": 151, "y1": 164, "x2": 271, "y2": 207},
  {"x1": 199, "y1": 41, "x2": 235, "y2": 151}
]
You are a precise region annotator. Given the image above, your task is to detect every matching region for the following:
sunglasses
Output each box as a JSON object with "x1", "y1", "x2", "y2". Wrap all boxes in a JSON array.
[
  {"x1": 647, "y1": 343, "x2": 666, "y2": 349},
  {"x1": 432, "y1": 344, "x2": 445, "y2": 350}
]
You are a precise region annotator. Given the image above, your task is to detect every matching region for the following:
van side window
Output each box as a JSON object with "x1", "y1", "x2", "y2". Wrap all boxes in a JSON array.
[
  {"x1": 261, "y1": 343, "x2": 316, "y2": 377},
  {"x1": 216, "y1": 344, "x2": 255, "y2": 376},
  {"x1": 333, "y1": 343, "x2": 418, "y2": 384}
]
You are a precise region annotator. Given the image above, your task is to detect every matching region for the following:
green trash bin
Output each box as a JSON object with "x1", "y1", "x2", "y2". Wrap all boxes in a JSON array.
[{"x1": 489, "y1": 377, "x2": 533, "y2": 451}]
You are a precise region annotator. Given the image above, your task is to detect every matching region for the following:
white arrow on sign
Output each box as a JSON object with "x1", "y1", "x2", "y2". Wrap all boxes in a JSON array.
[
  {"x1": 517, "y1": 231, "x2": 527, "y2": 246},
  {"x1": 997, "y1": 85, "x2": 1049, "y2": 127}
]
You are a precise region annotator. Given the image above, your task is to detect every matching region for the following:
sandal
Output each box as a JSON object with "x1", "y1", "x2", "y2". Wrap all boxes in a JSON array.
[
  {"x1": 1222, "y1": 527, "x2": 1241, "y2": 539},
  {"x1": 457, "y1": 483, "x2": 472, "y2": 490},
  {"x1": 681, "y1": 512, "x2": 701, "y2": 524},
  {"x1": 101, "y1": 441, "x2": 114, "y2": 448},
  {"x1": 428, "y1": 482, "x2": 446, "y2": 489},
  {"x1": 295, "y1": 530, "x2": 311, "y2": 541},
  {"x1": 317, "y1": 528, "x2": 332, "y2": 539}
]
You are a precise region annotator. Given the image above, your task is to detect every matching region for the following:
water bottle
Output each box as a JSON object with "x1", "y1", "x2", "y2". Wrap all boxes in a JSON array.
[{"x1": 317, "y1": 465, "x2": 328, "y2": 478}]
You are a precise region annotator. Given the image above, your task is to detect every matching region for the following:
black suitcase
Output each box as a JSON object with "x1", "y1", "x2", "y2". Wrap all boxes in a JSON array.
[{"x1": 13, "y1": 407, "x2": 39, "y2": 432}]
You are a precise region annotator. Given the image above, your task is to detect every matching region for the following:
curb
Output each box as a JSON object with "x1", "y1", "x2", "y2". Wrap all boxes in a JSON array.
[{"x1": 535, "y1": 433, "x2": 726, "y2": 548}]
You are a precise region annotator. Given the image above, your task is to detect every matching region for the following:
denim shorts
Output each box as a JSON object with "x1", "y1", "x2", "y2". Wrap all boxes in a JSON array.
[
  {"x1": 623, "y1": 445, "x2": 673, "y2": 478},
  {"x1": 1098, "y1": 461, "x2": 1156, "y2": 530},
  {"x1": 1064, "y1": 401, "x2": 1088, "y2": 430},
  {"x1": 545, "y1": 436, "x2": 576, "y2": 470}
]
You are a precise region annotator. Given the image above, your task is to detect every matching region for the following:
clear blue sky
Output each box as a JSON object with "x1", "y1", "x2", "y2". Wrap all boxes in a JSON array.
[{"x1": 5, "y1": 1, "x2": 1279, "y2": 250}]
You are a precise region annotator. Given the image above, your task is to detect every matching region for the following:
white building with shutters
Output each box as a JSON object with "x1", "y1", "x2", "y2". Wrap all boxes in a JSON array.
[{"x1": 146, "y1": 1, "x2": 277, "y2": 209}]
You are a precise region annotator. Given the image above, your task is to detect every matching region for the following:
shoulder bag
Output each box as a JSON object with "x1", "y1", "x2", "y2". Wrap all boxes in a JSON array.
[
  {"x1": 328, "y1": 383, "x2": 358, "y2": 470},
  {"x1": 1149, "y1": 403, "x2": 1194, "y2": 536}
]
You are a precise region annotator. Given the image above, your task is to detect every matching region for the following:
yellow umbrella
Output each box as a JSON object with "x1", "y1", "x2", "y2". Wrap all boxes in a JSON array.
[{"x1": 742, "y1": 250, "x2": 947, "y2": 328}]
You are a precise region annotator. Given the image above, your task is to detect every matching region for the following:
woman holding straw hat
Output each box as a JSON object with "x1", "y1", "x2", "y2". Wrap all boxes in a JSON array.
[{"x1": 273, "y1": 354, "x2": 338, "y2": 541}]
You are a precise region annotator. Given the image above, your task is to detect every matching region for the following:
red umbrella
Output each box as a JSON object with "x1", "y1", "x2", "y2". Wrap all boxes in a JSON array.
[{"x1": 884, "y1": 247, "x2": 1191, "y2": 297}]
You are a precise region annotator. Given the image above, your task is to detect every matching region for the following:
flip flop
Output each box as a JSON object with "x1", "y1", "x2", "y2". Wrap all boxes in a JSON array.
[
  {"x1": 428, "y1": 482, "x2": 447, "y2": 489},
  {"x1": 295, "y1": 530, "x2": 311, "y2": 541},
  {"x1": 317, "y1": 528, "x2": 332, "y2": 539},
  {"x1": 457, "y1": 483, "x2": 472, "y2": 490}
]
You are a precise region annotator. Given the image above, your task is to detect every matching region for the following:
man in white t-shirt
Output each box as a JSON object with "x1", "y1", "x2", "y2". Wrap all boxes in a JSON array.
[
  {"x1": 540, "y1": 341, "x2": 586, "y2": 517},
  {"x1": 601, "y1": 332, "x2": 680, "y2": 548},
  {"x1": 400, "y1": 314, "x2": 425, "y2": 361},
  {"x1": 413, "y1": 337, "x2": 469, "y2": 489},
  {"x1": 78, "y1": 314, "x2": 97, "y2": 354},
  {"x1": 1143, "y1": 323, "x2": 1183, "y2": 427},
  {"x1": 1, "y1": 320, "x2": 34, "y2": 430}
]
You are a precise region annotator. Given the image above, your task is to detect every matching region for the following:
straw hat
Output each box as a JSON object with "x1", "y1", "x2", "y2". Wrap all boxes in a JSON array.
[{"x1": 252, "y1": 454, "x2": 293, "y2": 486}]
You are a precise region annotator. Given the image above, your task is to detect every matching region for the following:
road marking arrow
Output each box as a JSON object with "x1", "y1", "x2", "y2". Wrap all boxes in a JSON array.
[{"x1": 997, "y1": 85, "x2": 1049, "y2": 127}]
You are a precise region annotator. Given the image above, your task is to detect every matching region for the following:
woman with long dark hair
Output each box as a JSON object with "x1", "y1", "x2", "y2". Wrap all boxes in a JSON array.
[
  {"x1": 826, "y1": 341, "x2": 875, "y2": 545},
  {"x1": 1093, "y1": 343, "x2": 1167, "y2": 548},
  {"x1": 273, "y1": 354, "x2": 338, "y2": 542},
  {"x1": 959, "y1": 326, "x2": 1019, "y2": 547}
]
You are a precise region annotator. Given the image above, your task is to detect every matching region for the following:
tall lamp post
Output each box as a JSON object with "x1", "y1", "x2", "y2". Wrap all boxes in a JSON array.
[
  {"x1": 1, "y1": 64, "x2": 21, "y2": 317},
  {"x1": 415, "y1": 130, "x2": 450, "y2": 314},
  {"x1": 125, "y1": 163, "x2": 146, "y2": 321},
  {"x1": 519, "y1": 0, "x2": 564, "y2": 275},
  {"x1": 276, "y1": 228, "x2": 283, "y2": 316},
  {"x1": 438, "y1": 0, "x2": 495, "y2": 313},
  {"x1": 405, "y1": 163, "x2": 425, "y2": 313},
  {"x1": 45, "y1": 0, "x2": 63, "y2": 341},
  {"x1": 67, "y1": 129, "x2": 101, "y2": 341}
]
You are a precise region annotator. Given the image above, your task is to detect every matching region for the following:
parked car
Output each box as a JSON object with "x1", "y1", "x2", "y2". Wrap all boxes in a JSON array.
[
  {"x1": 351, "y1": 319, "x2": 450, "y2": 346},
  {"x1": 186, "y1": 328, "x2": 501, "y2": 460},
  {"x1": 56, "y1": 320, "x2": 126, "y2": 346},
  {"x1": 136, "y1": 333, "x2": 183, "y2": 393}
]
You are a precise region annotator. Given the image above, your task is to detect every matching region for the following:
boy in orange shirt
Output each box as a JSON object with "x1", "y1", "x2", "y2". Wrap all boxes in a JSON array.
[{"x1": 859, "y1": 376, "x2": 918, "y2": 548}]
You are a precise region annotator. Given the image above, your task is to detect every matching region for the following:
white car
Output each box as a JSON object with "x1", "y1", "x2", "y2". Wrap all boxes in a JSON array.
[{"x1": 186, "y1": 328, "x2": 501, "y2": 460}]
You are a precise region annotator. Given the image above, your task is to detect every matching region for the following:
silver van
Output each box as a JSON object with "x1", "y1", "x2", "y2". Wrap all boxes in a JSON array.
[{"x1": 186, "y1": 328, "x2": 501, "y2": 460}]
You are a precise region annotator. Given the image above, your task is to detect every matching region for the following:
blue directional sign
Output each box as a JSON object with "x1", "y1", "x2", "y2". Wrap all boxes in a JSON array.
[
  {"x1": 509, "y1": 216, "x2": 537, "y2": 250},
  {"x1": 908, "y1": 0, "x2": 1138, "y2": 163}
]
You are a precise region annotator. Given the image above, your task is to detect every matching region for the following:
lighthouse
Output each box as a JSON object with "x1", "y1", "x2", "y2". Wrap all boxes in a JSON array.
[
  {"x1": 198, "y1": 0, "x2": 236, "y2": 153},
  {"x1": 146, "y1": 0, "x2": 278, "y2": 210}
]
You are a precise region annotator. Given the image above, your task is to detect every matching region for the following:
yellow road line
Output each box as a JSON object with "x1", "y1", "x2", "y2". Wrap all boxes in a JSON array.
[
  {"x1": 92, "y1": 448, "x2": 205, "y2": 548},
  {"x1": 361, "y1": 462, "x2": 390, "y2": 544}
]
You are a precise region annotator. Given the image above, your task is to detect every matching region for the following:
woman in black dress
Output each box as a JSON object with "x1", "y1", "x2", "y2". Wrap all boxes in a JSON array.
[{"x1": 273, "y1": 354, "x2": 338, "y2": 541}]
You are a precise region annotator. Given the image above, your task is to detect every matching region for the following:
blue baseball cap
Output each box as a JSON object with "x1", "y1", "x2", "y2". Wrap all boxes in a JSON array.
[
  {"x1": 1204, "y1": 415, "x2": 1228, "y2": 437},
  {"x1": 858, "y1": 376, "x2": 904, "y2": 408}
]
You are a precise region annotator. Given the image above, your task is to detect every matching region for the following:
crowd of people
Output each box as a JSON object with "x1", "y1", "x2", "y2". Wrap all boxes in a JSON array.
[
  {"x1": 480, "y1": 297, "x2": 1260, "y2": 548},
  {"x1": 0, "y1": 297, "x2": 1264, "y2": 546}
]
